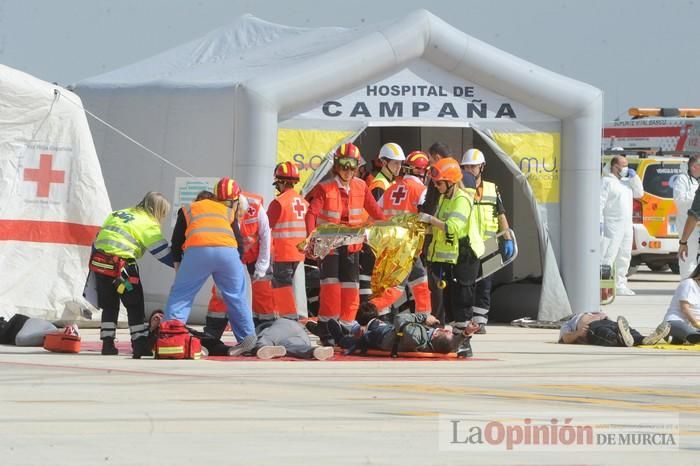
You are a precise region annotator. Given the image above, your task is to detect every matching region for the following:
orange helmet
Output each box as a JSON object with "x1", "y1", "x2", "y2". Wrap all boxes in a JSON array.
[
  {"x1": 214, "y1": 177, "x2": 241, "y2": 201},
  {"x1": 406, "y1": 151, "x2": 430, "y2": 173},
  {"x1": 274, "y1": 161, "x2": 300, "y2": 182},
  {"x1": 430, "y1": 158, "x2": 462, "y2": 184},
  {"x1": 334, "y1": 143, "x2": 362, "y2": 161}
]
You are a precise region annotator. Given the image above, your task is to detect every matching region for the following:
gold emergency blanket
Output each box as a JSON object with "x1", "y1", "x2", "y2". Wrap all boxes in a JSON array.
[{"x1": 303, "y1": 214, "x2": 426, "y2": 295}]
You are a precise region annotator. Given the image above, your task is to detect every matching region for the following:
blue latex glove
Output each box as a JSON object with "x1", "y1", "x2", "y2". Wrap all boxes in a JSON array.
[
  {"x1": 627, "y1": 168, "x2": 636, "y2": 178},
  {"x1": 503, "y1": 239, "x2": 514, "y2": 259}
]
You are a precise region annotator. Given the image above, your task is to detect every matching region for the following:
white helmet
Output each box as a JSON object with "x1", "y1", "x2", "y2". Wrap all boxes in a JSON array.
[
  {"x1": 461, "y1": 148, "x2": 485, "y2": 166},
  {"x1": 611, "y1": 146, "x2": 625, "y2": 152},
  {"x1": 378, "y1": 142, "x2": 405, "y2": 161}
]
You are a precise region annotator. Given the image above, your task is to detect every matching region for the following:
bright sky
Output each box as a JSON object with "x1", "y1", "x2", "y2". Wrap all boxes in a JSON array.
[{"x1": 1, "y1": 0, "x2": 699, "y2": 121}]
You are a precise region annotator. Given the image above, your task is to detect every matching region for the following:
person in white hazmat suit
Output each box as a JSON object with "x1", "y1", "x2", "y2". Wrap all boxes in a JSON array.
[
  {"x1": 673, "y1": 154, "x2": 700, "y2": 278},
  {"x1": 601, "y1": 153, "x2": 644, "y2": 296}
]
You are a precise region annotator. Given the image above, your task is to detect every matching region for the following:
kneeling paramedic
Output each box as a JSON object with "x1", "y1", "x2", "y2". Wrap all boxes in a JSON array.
[{"x1": 164, "y1": 177, "x2": 257, "y2": 356}]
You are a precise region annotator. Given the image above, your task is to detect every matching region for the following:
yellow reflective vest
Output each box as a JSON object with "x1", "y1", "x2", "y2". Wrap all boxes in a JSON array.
[
  {"x1": 465, "y1": 181, "x2": 500, "y2": 240},
  {"x1": 94, "y1": 207, "x2": 169, "y2": 261},
  {"x1": 427, "y1": 188, "x2": 485, "y2": 264}
]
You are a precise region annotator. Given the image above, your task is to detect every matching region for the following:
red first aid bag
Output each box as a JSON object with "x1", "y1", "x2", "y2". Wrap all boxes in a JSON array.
[
  {"x1": 89, "y1": 250, "x2": 125, "y2": 278},
  {"x1": 154, "y1": 320, "x2": 202, "y2": 359},
  {"x1": 44, "y1": 327, "x2": 81, "y2": 353}
]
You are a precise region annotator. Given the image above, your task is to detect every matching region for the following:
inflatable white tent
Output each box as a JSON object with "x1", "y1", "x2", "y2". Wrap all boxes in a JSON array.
[
  {"x1": 0, "y1": 64, "x2": 111, "y2": 320},
  {"x1": 74, "y1": 10, "x2": 602, "y2": 321}
]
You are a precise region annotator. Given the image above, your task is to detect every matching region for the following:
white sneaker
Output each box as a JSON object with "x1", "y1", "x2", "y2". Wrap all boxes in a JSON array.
[
  {"x1": 312, "y1": 346, "x2": 334, "y2": 361},
  {"x1": 616, "y1": 316, "x2": 635, "y2": 347},
  {"x1": 616, "y1": 287, "x2": 636, "y2": 296},
  {"x1": 228, "y1": 334, "x2": 257, "y2": 356},
  {"x1": 256, "y1": 345, "x2": 287, "y2": 360},
  {"x1": 641, "y1": 322, "x2": 671, "y2": 346}
]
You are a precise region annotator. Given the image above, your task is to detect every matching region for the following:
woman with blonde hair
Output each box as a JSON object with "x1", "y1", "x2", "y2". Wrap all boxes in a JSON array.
[{"x1": 90, "y1": 191, "x2": 174, "y2": 357}]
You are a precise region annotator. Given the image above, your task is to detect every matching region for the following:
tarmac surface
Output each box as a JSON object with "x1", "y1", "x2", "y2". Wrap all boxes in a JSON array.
[{"x1": 1, "y1": 268, "x2": 698, "y2": 465}]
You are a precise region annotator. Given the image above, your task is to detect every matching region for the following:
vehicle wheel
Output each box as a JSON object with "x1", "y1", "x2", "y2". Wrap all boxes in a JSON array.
[
  {"x1": 669, "y1": 262, "x2": 680, "y2": 274},
  {"x1": 647, "y1": 262, "x2": 670, "y2": 272}
]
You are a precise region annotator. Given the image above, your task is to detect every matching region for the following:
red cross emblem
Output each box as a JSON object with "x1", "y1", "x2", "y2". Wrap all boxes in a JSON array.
[
  {"x1": 390, "y1": 185, "x2": 408, "y2": 205},
  {"x1": 292, "y1": 198, "x2": 307, "y2": 219},
  {"x1": 23, "y1": 153, "x2": 65, "y2": 198},
  {"x1": 247, "y1": 205, "x2": 257, "y2": 217}
]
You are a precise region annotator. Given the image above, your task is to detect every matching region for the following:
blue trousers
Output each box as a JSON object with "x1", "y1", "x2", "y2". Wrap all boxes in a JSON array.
[{"x1": 165, "y1": 246, "x2": 254, "y2": 341}]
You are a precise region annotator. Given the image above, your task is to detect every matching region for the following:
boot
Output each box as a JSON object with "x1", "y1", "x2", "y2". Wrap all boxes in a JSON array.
[
  {"x1": 312, "y1": 321, "x2": 335, "y2": 347},
  {"x1": 132, "y1": 337, "x2": 153, "y2": 359},
  {"x1": 456, "y1": 337, "x2": 473, "y2": 358},
  {"x1": 101, "y1": 338, "x2": 118, "y2": 356}
]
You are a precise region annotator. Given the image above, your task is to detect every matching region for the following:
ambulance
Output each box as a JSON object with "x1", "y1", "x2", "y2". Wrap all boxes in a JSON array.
[{"x1": 602, "y1": 108, "x2": 700, "y2": 274}]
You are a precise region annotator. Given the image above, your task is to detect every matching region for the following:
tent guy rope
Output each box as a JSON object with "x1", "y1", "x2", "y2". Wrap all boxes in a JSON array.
[{"x1": 55, "y1": 89, "x2": 194, "y2": 177}]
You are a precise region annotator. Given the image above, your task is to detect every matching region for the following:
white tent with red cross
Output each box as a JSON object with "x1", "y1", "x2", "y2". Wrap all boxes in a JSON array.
[{"x1": 0, "y1": 64, "x2": 111, "y2": 320}]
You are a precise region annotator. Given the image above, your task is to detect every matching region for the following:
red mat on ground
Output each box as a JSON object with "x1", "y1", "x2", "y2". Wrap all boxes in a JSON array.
[{"x1": 80, "y1": 341, "x2": 497, "y2": 361}]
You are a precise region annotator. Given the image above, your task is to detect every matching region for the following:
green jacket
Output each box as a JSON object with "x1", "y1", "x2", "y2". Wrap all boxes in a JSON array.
[{"x1": 427, "y1": 188, "x2": 485, "y2": 264}]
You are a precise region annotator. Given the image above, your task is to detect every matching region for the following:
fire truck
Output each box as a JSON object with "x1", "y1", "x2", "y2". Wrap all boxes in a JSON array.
[{"x1": 602, "y1": 108, "x2": 700, "y2": 274}]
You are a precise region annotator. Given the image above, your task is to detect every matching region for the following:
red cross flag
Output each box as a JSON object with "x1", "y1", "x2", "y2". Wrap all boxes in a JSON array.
[{"x1": 0, "y1": 65, "x2": 111, "y2": 320}]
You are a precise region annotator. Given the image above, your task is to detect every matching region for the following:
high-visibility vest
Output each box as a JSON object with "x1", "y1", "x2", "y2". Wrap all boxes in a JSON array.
[
  {"x1": 368, "y1": 171, "x2": 392, "y2": 193},
  {"x1": 316, "y1": 178, "x2": 367, "y2": 227},
  {"x1": 382, "y1": 176, "x2": 426, "y2": 217},
  {"x1": 427, "y1": 188, "x2": 485, "y2": 264},
  {"x1": 239, "y1": 192, "x2": 264, "y2": 264},
  {"x1": 94, "y1": 207, "x2": 168, "y2": 260},
  {"x1": 271, "y1": 189, "x2": 308, "y2": 262},
  {"x1": 183, "y1": 199, "x2": 236, "y2": 250},
  {"x1": 465, "y1": 181, "x2": 500, "y2": 240}
]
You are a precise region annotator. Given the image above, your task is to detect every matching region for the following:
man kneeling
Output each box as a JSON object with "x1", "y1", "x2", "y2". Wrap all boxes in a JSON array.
[
  {"x1": 559, "y1": 311, "x2": 669, "y2": 347},
  {"x1": 328, "y1": 312, "x2": 479, "y2": 356}
]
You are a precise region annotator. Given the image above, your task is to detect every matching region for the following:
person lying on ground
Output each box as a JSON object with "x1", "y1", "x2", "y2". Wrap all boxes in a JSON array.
[
  {"x1": 559, "y1": 312, "x2": 669, "y2": 347},
  {"x1": 664, "y1": 265, "x2": 700, "y2": 344},
  {"x1": 328, "y1": 312, "x2": 480, "y2": 356},
  {"x1": 253, "y1": 318, "x2": 334, "y2": 360}
]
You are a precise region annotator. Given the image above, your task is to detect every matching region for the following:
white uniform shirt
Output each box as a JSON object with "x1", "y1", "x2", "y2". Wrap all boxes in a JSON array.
[
  {"x1": 665, "y1": 278, "x2": 700, "y2": 323},
  {"x1": 673, "y1": 173, "x2": 699, "y2": 234},
  {"x1": 600, "y1": 173, "x2": 644, "y2": 226},
  {"x1": 254, "y1": 203, "x2": 271, "y2": 276}
]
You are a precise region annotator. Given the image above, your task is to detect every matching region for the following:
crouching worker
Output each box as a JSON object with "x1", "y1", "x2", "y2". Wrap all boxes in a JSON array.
[
  {"x1": 164, "y1": 177, "x2": 257, "y2": 356},
  {"x1": 254, "y1": 319, "x2": 334, "y2": 360},
  {"x1": 91, "y1": 192, "x2": 174, "y2": 358},
  {"x1": 559, "y1": 311, "x2": 670, "y2": 347},
  {"x1": 328, "y1": 313, "x2": 479, "y2": 356}
]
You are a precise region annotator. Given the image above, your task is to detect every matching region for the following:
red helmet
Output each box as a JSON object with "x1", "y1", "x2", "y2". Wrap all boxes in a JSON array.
[
  {"x1": 430, "y1": 158, "x2": 462, "y2": 184},
  {"x1": 406, "y1": 151, "x2": 430, "y2": 173},
  {"x1": 274, "y1": 161, "x2": 300, "y2": 182},
  {"x1": 214, "y1": 177, "x2": 241, "y2": 201},
  {"x1": 334, "y1": 143, "x2": 362, "y2": 161}
]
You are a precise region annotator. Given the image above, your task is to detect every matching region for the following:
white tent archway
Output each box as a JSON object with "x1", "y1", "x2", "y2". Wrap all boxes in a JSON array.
[{"x1": 75, "y1": 10, "x2": 602, "y2": 320}]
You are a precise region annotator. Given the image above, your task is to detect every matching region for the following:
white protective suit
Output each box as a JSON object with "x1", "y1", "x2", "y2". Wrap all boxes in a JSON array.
[
  {"x1": 673, "y1": 173, "x2": 700, "y2": 278},
  {"x1": 600, "y1": 172, "x2": 644, "y2": 288}
]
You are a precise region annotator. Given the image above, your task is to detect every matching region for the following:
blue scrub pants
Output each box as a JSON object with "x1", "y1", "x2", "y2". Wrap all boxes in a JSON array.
[{"x1": 165, "y1": 246, "x2": 254, "y2": 341}]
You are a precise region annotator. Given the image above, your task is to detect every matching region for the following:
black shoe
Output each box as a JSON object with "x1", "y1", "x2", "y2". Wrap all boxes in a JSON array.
[
  {"x1": 327, "y1": 319, "x2": 347, "y2": 343},
  {"x1": 132, "y1": 337, "x2": 153, "y2": 359},
  {"x1": 456, "y1": 338, "x2": 473, "y2": 358},
  {"x1": 687, "y1": 333, "x2": 700, "y2": 344},
  {"x1": 101, "y1": 338, "x2": 118, "y2": 356},
  {"x1": 305, "y1": 320, "x2": 320, "y2": 336}
]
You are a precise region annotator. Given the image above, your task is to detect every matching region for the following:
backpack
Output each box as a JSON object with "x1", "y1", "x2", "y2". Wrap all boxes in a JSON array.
[{"x1": 154, "y1": 320, "x2": 202, "y2": 359}]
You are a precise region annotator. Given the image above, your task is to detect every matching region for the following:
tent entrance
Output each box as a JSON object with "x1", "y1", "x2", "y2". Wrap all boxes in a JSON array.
[{"x1": 355, "y1": 124, "x2": 545, "y2": 322}]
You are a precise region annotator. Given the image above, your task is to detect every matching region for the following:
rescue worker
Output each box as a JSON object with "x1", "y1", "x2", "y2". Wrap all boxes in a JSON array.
[
  {"x1": 91, "y1": 192, "x2": 174, "y2": 358},
  {"x1": 206, "y1": 188, "x2": 272, "y2": 331},
  {"x1": 417, "y1": 158, "x2": 484, "y2": 358},
  {"x1": 365, "y1": 150, "x2": 431, "y2": 319},
  {"x1": 673, "y1": 154, "x2": 700, "y2": 278},
  {"x1": 460, "y1": 148, "x2": 514, "y2": 333},
  {"x1": 267, "y1": 161, "x2": 309, "y2": 320},
  {"x1": 305, "y1": 143, "x2": 386, "y2": 344},
  {"x1": 601, "y1": 154, "x2": 643, "y2": 296},
  {"x1": 360, "y1": 143, "x2": 406, "y2": 305},
  {"x1": 164, "y1": 177, "x2": 257, "y2": 356}
]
